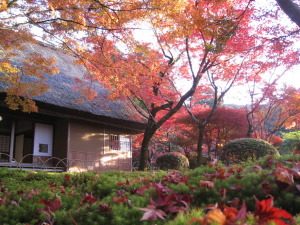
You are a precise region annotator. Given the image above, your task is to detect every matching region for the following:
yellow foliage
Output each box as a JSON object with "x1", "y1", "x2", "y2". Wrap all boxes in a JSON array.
[
  {"x1": 189, "y1": 209, "x2": 227, "y2": 225},
  {"x1": 0, "y1": 0, "x2": 7, "y2": 12},
  {"x1": 0, "y1": 62, "x2": 19, "y2": 74}
]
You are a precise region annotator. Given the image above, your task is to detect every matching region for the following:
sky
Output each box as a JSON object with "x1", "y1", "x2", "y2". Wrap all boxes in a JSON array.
[{"x1": 224, "y1": 69, "x2": 300, "y2": 105}]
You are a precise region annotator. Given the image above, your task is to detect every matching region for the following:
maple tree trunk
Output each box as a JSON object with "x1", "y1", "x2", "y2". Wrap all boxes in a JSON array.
[
  {"x1": 137, "y1": 119, "x2": 157, "y2": 171},
  {"x1": 246, "y1": 126, "x2": 253, "y2": 138},
  {"x1": 245, "y1": 112, "x2": 253, "y2": 138},
  {"x1": 276, "y1": 0, "x2": 300, "y2": 27},
  {"x1": 196, "y1": 126, "x2": 205, "y2": 167}
]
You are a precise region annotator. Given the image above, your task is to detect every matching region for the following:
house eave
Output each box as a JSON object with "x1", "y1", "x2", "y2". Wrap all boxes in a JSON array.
[
  {"x1": 35, "y1": 101, "x2": 146, "y2": 133},
  {"x1": 0, "y1": 94, "x2": 146, "y2": 133}
]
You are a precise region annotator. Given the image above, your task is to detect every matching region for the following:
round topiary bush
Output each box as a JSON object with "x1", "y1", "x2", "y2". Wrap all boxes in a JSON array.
[
  {"x1": 156, "y1": 152, "x2": 189, "y2": 170},
  {"x1": 219, "y1": 138, "x2": 280, "y2": 164}
]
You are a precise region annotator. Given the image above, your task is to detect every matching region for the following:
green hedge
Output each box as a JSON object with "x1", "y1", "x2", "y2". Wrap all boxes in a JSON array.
[
  {"x1": 219, "y1": 138, "x2": 279, "y2": 164},
  {"x1": 156, "y1": 152, "x2": 189, "y2": 170}
]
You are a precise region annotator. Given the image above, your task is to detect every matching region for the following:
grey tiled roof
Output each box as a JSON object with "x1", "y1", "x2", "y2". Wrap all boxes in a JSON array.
[{"x1": 1, "y1": 42, "x2": 145, "y2": 124}]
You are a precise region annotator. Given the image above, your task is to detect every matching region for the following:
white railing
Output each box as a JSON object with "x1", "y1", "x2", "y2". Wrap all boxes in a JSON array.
[{"x1": 0, "y1": 152, "x2": 133, "y2": 173}]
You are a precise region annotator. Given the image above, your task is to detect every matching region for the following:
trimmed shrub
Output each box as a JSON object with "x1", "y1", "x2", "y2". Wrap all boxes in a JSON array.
[
  {"x1": 219, "y1": 138, "x2": 279, "y2": 164},
  {"x1": 156, "y1": 152, "x2": 189, "y2": 170}
]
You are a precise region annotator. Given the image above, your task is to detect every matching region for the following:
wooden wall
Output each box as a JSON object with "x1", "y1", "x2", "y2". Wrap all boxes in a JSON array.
[{"x1": 67, "y1": 120, "x2": 132, "y2": 172}]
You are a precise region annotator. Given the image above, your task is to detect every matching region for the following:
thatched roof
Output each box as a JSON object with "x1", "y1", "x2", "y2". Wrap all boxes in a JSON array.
[{"x1": 0, "y1": 42, "x2": 146, "y2": 131}]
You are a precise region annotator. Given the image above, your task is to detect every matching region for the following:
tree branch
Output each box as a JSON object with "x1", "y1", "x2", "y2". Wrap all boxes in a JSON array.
[{"x1": 276, "y1": 0, "x2": 300, "y2": 27}]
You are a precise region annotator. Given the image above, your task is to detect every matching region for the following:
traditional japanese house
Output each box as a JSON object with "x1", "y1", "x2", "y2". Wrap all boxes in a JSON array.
[{"x1": 0, "y1": 42, "x2": 145, "y2": 172}]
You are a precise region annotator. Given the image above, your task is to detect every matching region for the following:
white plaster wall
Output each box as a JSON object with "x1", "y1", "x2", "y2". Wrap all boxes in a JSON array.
[{"x1": 34, "y1": 123, "x2": 53, "y2": 156}]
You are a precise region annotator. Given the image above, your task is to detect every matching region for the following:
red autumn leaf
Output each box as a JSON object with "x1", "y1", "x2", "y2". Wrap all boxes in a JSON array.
[
  {"x1": 289, "y1": 161, "x2": 300, "y2": 180},
  {"x1": 138, "y1": 205, "x2": 167, "y2": 221},
  {"x1": 154, "y1": 181, "x2": 172, "y2": 194},
  {"x1": 200, "y1": 180, "x2": 215, "y2": 189},
  {"x1": 234, "y1": 200, "x2": 247, "y2": 222},
  {"x1": 227, "y1": 198, "x2": 240, "y2": 208},
  {"x1": 223, "y1": 207, "x2": 239, "y2": 223},
  {"x1": 37, "y1": 196, "x2": 62, "y2": 222},
  {"x1": 137, "y1": 191, "x2": 192, "y2": 221},
  {"x1": 48, "y1": 182, "x2": 57, "y2": 187},
  {"x1": 98, "y1": 202, "x2": 112, "y2": 214},
  {"x1": 253, "y1": 196, "x2": 295, "y2": 225},
  {"x1": 274, "y1": 165, "x2": 294, "y2": 184},
  {"x1": 80, "y1": 193, "x2": 98, "y2": 205},
  {"x1": 38, "y1": 196, "x2": 62, "y2": 214},
  {"x1": 204, "y1": 167, "x2": 231, "y2": 180},
  {"x1": 117, "y1": 179, "x2": 131, "y2": 187},
  {"x1": 167, "y1": 193, "x2": 191, "y2": 213},
  {"x1": 113, "y1": 195, "x2": 129, "y2": 203},
  {"x1": 254, "y1": 165, "x2": 263, "y2": 170},
  {"x1": 136, "y1": 185, "x2": 149, "y2": 195},
  {"x1": 229, "y1": 183, "x2": 242, "y2": 191},
  {"x1": 64, "y1": 174, "x2": 70, "y2": 182},
  {"x1": 113, "y1": 190, "x2": 129, "y2": 204},
  {"x1": 218, "y1": 188, "x2": 227, "y2": 200},
  {"x1": 207, "y1": 158, "x2": 218, "y2": 167},
  {"x1": 0, "y1": 197, "x2": 7, "y2": 206},
  {"x1": 228, "y1": 166, "x2": 243, "y2": 174},
  {"x1": 261, "y1": 180, "x2": 273, "y2": 195},
  {"x1": 1, "y1": 187, "x2": 8, "y2": 193}
]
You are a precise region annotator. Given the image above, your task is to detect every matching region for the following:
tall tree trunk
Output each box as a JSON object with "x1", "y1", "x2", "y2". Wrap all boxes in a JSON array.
[
  {"x1": 138, "y1": 119, "x2": 157, "y2": 171},
  {"x1": 196, "y1": 125, "x2": 205, "y2": 166},
  {"x1": 246, "y1": 113, "x2": 253, "y2": 137},
  {"x1": 276, "y1": 0, "x2": 300, "y2": 27},
  {"x1": 246, "y1": 124, "x2": 253, "y2": 137}
]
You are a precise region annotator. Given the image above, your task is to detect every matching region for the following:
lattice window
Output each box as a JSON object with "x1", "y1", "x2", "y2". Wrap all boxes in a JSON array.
[
  {"x1": 109, "y1": 135, "x2": 131, "y2": 152},
  {"x1": 0, "y1": 135, "x2": 10, "y2": 162},
  {"x1": 120, "y1": 136, "x2": 131, "y2": 152},
  {"x1": 110, "y1": 135, "x2": 120, "y2": 151}
]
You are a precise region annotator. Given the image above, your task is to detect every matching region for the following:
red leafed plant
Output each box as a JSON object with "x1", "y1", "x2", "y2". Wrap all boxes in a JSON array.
[
  {"x1": 37, "y1": 196, "x2": 62, "y2": 224},
  {"x1": 137, "y1": 197, "x2": 168, "y2": 221},
  {"x1": 253, "y1": 196, "x2": 295, "y2": 225},
  {"x1": 204, "y1": 166, "x2": 232, "y2": 180},
  {"x1": 113, "y1": 189, "x2": 129, "y2": 204},
  {"x1": 137, "y1": 193, "x2": 190, "y2": 221},
  {"x1": 0, "y1": 196, "x2": 7, "y2": 206},
  {"x1": 200, "y1": 180, "x2": 215, "y2": 189},
  {"x1": 188, "y1": 196, "x2": 295, "y2": 225},
  {"x1": 137, "y1": 184, "x2": 192, "y2": 221},
  {"x1": 80, "y1": 193, "x2": 98, "y2": 206}
]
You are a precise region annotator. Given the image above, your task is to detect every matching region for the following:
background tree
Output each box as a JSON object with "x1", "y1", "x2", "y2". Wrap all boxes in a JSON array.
[
  {"x1": 177, "y1": 106, "x2": 248, "y2": 161},
  {"x1": 182, "y1": 56, "x2": 249, "y2": 166},
  {"x1": 244, "y1": 73, "x2": 283, "y2": 138},
  {"x1": 251, "y1": 86, "x2": 300, "y2": 142},
  {"x1": 239, "y1": 0, "x2": 300, "y2": 138}
]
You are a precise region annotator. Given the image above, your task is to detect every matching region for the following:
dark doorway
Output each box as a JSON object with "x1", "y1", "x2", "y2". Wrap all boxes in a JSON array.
[
  {"x1": 0, "y1": 116, "x2": 12, "y2": 162},
  {"x1": 14, "y1": 120, "x2": 34, "y2": 163}
]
